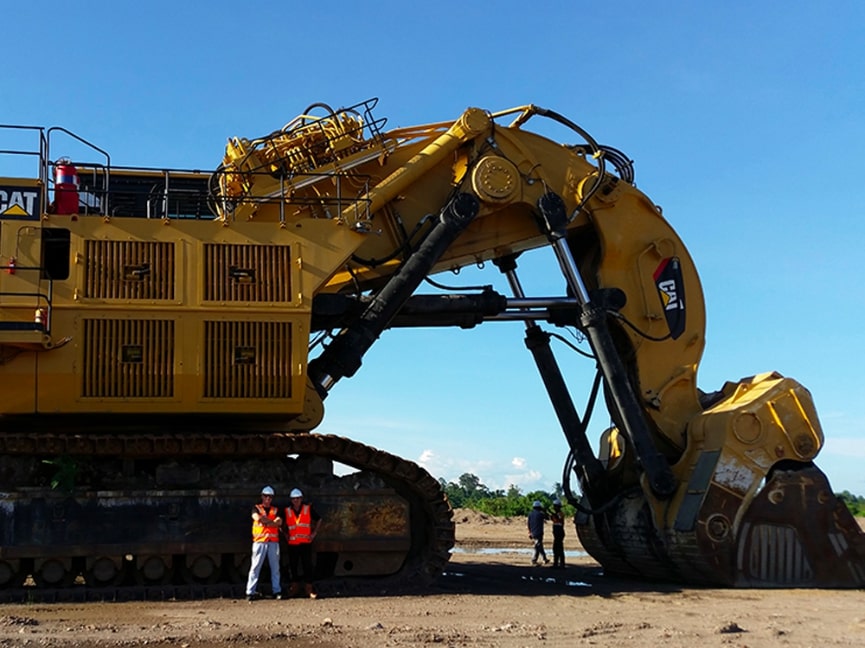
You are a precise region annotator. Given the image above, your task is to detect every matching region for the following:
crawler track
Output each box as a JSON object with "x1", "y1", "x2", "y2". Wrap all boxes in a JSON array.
[{"x1": 0, "y1": 432, "x2": 455, "y2": 601}]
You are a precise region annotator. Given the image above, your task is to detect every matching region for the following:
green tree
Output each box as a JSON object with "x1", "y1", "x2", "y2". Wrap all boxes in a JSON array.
[
  {"x1": 457, "y1": 472, "x2": 491, "y2": 501},
  {"x1": 440, "y1": 474, "x2": 578, "y2": 518},
  {"x1": 442, "y1": 476, "x2": 862, "y2": 522},
  {"x1": 837, "y1": 491, "x2": 865, "y2": 516}
]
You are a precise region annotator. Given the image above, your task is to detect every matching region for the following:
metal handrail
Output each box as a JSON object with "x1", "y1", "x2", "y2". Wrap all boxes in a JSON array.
[{"x1": 0, "y1": 280, "x2": 53, "y2": 334}]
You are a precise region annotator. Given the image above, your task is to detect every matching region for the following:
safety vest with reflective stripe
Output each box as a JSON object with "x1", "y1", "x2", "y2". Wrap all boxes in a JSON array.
[
  {"x1": 286, "y1": 504, "x2": 313, "y2": 545},
  {"x1": 252, "y1": 505, "x2": 280, "y2": 543}
]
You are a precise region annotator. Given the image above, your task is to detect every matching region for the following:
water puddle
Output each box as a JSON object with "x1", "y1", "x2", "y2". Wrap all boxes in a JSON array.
[
  {"x1": 518, "y1": 574, "x2": 592, "y2": 588},
  {"x1": 443, "y1": 570, "x2": 591, "y2": 588},
  {"x1": 451, "y1": 547, "x2": 588, "y2": 558}
]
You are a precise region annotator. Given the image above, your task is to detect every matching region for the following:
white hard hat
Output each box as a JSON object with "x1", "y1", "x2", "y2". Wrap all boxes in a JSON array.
[
  {"x1": 533, "y1": 500, "x2": 542, "y2": 508},
  {"x1": 553, "y1": 499, "x2": 562, "y2": 507},
  {"x1": 290, "y1": 488, "x2": 303, "y2": 498},
  {"x1": 261, "y1": 486, "x2": 275, "y2": 496}
]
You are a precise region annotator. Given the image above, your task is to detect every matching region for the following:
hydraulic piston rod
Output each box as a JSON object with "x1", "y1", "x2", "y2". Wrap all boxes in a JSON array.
[
  {"x1": 535, "y1": 193, "x2": 677, "y2": 498},
  {"x1": 309, "y1": 193, "x2": 480, "y2": 395}
]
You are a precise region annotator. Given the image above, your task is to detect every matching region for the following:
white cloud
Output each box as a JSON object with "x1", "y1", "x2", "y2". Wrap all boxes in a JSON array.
[
  {"x1": 415, "y1": 451, "x2": 497, "y2": 485},
  {"x1": 503, "y1": 469, "x2": 544, "y2": 492},
  {"x1": 412, "y1": 447, "x2": 562, "y2": 494},
  {"x1": 418, "y1": 449, "x2": 436, "y2": 465}
]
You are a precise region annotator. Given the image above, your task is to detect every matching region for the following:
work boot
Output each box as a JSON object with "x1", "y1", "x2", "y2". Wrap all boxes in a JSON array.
[
  {"x1": 287, "y1": 582, "x2": 301, "y2": 598},
  {"x1": 304, "y1": 583, "x2": 317, "y2": 599}
]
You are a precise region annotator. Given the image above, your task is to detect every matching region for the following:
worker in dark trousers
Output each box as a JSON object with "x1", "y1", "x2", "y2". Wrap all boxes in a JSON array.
[
  {"x1": 550, "y1": 499, "x2": 566, "y2": 568},
  {"x1": 284, "y1": 488, "x2": 322, "y2": 598},
  {"x1": 527, "y1": 500, "x2": 549, "y2": 565}
]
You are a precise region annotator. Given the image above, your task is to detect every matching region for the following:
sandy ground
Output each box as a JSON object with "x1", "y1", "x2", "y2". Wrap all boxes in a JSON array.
[{"x1": 1, "y1": 510, "x2": 864, "y2": 647}]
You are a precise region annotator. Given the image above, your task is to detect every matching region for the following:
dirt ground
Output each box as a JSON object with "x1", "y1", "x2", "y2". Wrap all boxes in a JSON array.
[{"x1": 1, "y1": 510, "x2": 864, "y2": 648}]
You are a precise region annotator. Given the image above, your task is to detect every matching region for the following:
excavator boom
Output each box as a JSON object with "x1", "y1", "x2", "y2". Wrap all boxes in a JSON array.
[{"x1": 211, "y1": 99, "x2": 865, "y2": 587}]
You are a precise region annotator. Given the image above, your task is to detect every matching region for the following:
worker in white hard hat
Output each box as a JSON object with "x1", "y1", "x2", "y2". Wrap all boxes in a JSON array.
[
  {"x1": 527, "y1": 500, "x2": 549, "y2": 565},
  {"x1": 550, "y1": 499, "x2": 566, "y2": 568},
  {"x1": 283, "y1": 487, "x2": 322, "y2": 599},
  {"x1": 245, "y1": 485, "x2": 283, "y2": 601}
]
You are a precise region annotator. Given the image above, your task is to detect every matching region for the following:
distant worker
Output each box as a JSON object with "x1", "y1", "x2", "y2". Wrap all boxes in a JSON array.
[
  {"x1": 527, "y1": 500, "x2": 549, "y2": 565},
  {"x1": 284, "y1": 488, "x2": 322, "y2": 598},
  {"x1": 246, "y1": 485, "x2": 283, "y2": 601},
  {"x1": 550, "y1": 499, "x2": 566, "y2": 568}
]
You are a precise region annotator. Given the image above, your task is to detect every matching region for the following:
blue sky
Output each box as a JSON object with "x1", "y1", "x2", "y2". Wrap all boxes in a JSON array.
[{"x1": 4, "y1": 2, "x2": 864, "y2": 494}]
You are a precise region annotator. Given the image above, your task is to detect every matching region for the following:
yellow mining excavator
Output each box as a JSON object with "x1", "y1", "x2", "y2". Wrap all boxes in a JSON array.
[{"x1": 0, "y1": 99, "x2": 862, "y2": 596}]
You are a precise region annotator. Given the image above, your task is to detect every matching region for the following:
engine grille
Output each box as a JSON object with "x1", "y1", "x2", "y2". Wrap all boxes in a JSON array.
[
  {"x1": 203, "y1": 244, "x2": 293, "y2": 302},
  {"x1": 84, "y1": 240, "x2": 175, "y2": 300},
  {"x1": 203, "y1": 320, "x2": 293, "y2": 399},
  {"x1": 81, "y1": 319, "x2": 175, "y2": 398}
]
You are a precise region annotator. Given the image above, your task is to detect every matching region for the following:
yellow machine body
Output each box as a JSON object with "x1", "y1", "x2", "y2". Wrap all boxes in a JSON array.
[{"x1": 0, "y1": 98, "x2": 862, "y2": 592}]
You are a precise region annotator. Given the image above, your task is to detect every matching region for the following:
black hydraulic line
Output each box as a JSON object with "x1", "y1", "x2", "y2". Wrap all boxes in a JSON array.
[
  {"x1": 535, "y1": 192, "x2": 677, "y2": 498},
  {"x1": 578, "y1": 303, "x2": 677, "y2": 498},
  {"x1": 510, "y1": 107, "x2": 606, "y2": 219},
  {"x1": 311, "y1": 291, "x2": 510, "y2": 331},
  {"x1": 388, "y1": 291, "x2": 508, "y2": 329},
  {"x1": 312, "y1": 291, "x2": 585, "y2": 332},
  {"x1": 308, "y1": 193, "x2": 480, "y2": 395},
  {"x1": 523, "y1": 324, "x2": 607, "y2": 504},
  {"x1": 492, "y1": 253, "x2": 607, "y2": 502}
]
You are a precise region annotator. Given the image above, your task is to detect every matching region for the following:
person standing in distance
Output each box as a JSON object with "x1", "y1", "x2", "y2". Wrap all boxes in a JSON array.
[
  {"x1": 284, "y1": 488, "x2": 322, "y2": 598},
  {"x1": 527, "y1": 500, "x2": 549, "y2": 565},
  {"x1": 550, "y1": 499, "x2": 566, "y2": 568},
  {"x1": 245, "y1": 485, "x2": 283, "y2": 601}
]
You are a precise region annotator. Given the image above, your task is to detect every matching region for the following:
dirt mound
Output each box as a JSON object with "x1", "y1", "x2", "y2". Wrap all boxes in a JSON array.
[
  {"x1": 452, "y1": 508, "x2": 533, "y2": 549},
  {"x1": 452, "y1": 507, "x2": 521, "y2": 526}
]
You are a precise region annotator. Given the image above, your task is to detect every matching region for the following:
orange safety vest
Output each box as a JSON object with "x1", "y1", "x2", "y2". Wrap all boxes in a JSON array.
[
  {"x1": 285, "y1": 504, "x2": 313, "y2": 545},
  {"x1": 252, "y1": 505, "x2": 280, "y2": 543}
]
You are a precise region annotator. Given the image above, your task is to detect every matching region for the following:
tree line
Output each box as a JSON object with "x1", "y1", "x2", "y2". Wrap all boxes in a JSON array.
[
  {"x1": 440, "y1": 473, "x2": 865, "y2": 519},
  {"x1": 438, "y1": 473, "x2": 576, "y2": 517},
  {"x1": 837, "y1": 491, "x2": 865, "y2": 516}
]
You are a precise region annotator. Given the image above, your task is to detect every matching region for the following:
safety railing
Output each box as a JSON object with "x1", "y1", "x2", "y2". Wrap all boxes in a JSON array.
[
  {"x1": 2, "y1": 105, "x2": 385, "y2": 223},
  {"x1": 0, "y1": 261, "x2": 53, "y2": 335}
]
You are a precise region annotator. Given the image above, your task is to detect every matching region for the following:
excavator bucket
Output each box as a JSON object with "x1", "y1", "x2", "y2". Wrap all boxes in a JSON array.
[
  {"x1": 734, "y1": 464, "x2": 865, "y2": 587},
  {"x1": 575, "y1": 464, "x2": 865, "y2": 588},
  {"x1": 576, "y1": 372, "x2": 865, "y2": 588}
]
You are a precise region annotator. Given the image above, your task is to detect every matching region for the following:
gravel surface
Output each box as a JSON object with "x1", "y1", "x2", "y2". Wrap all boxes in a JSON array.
[{"x1": 1, "y1": 509, "x2": 864, "y2": 647}]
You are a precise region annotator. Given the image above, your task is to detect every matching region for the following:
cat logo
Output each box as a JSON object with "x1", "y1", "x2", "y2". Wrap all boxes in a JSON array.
[
  {"x1": 657, "y1": 279, "x2": 679, "y2": 310},
  {"x1": 0, "y1": 184, "x2": 42, "y2": 220},
  {"x1": 653, "y1": 256, "x2": 686, "y2": 339}
]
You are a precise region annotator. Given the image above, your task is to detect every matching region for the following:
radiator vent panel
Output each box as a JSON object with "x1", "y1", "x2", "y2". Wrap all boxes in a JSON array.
[
  {"x1": 204, "y1": 244, "x2": 293, "y2": 302},
  {"x1": 82, "y1": 319, "x2": 175, "y2": 398},
  {"x1": 84, "y1": 240, "x2": 175, "y2": 300},
  {"x1": 204, "y1": 320, "x2": 293, "y2": 399}
]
